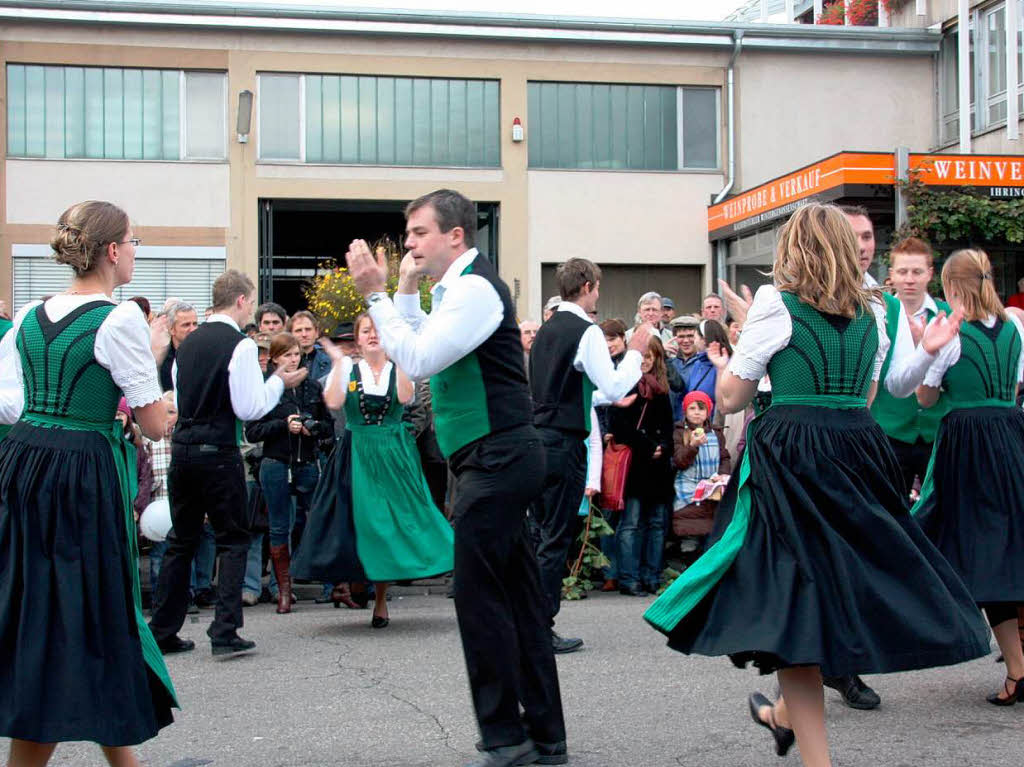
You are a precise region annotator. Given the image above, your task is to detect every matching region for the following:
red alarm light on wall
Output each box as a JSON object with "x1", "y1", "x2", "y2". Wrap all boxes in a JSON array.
[{"x1": 512, "y1": 117, "x2": 524, "y2": 143}]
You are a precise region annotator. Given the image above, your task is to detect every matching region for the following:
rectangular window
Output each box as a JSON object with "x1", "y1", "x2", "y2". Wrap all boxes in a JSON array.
[
  {"x1": 939, "y1": 1, "x2": 1024, "y2": 143},
  {"x1": 526, "y1": 82, "x2": 718, "y2": 171},
  {"x1": 258, "y1": 73, "x2": 500, "y2": 167},
  {"x1": 5, "y1": 64, "x2": 225, "y2": 161}
]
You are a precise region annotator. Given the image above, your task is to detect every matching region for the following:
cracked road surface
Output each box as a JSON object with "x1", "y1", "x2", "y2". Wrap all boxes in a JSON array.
[{"x1": 6, "y1": 592, "x2": 1023, "y2": 766}]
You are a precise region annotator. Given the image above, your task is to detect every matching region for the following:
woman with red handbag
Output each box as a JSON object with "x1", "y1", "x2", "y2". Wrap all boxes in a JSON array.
[
  {"x1": 596, "y1": 319, "x2": 629, "y2": 591},
  {"x1": 609, "y1": 337, "x2": 675, "y2": 596}
]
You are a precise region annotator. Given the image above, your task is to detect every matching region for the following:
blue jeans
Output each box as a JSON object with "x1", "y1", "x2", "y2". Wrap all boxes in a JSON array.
[
  {"x1": 243, "y1": 481, "x2": 264, "y2": 596},
  {"x1": 260, "y1": 459, "x2": 318, "y2": 548},
  {"x1": 616, "y1": 497, "x2": 668, "y2": 589},
  {"x1": 193, "y1": 521, "x2": 216, "y2": 592}
]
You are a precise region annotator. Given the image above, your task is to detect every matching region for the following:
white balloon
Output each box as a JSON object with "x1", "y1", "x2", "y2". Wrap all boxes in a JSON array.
[{"x1": 139, "y1": 498, "x2": 172, "y2": 542}]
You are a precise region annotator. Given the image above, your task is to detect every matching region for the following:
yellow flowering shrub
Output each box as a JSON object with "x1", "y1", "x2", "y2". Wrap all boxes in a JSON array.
[{"x1": 303, "y1": 236, "x2": 433, "y2": 333}]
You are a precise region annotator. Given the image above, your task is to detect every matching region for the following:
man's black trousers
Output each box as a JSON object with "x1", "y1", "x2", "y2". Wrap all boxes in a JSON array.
[
  {"x1": 887, "y1": 435, "x2": 933, "y2": 498},
  {"x1": 532, "y1": 427, "x2": 587, "y2": 624},
  {"x1": 449, "y1": 425, "x2": 566, "y2": 750},
  {"x1": 149, "y1": 444, "x2": 251, "y2": 644}
]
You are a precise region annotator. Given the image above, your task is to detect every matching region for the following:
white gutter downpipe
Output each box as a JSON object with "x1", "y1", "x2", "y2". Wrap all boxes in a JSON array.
[
  {"x1": 714, "y1": 30, "x2": 743, "y2": 206},
  {"x1": 714, "y1": 31, "x2": 743, "y2": 286}
]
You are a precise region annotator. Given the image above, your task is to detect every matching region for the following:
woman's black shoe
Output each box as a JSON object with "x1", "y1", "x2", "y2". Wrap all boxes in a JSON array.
[
  {"x1": 619, "y1": 585, "x2": 645, "y2": 596},
  {"x1": 748, "y1": 692, "x2": 795, "y2": 756},
  {"x1": 987, "y1": 676, "x2": 1024, "y2": 706},
  {"x1": 371, "y1": 612, "x2": 390, "y2": 629}
]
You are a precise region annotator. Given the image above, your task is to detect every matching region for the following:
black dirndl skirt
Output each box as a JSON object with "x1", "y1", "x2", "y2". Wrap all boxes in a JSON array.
[
  {"x1": 0, "y1": 422, "x2": 174, "y2": 745},
  {"x1": 645, "y1": 405, "x2": 990, "y2": 678},
  {"x1": 291, "y1": 431, "x2": 367, "y2": 583},
  {"x1": 913, "y1": 406, "x2": 1024, "y2": 604}
]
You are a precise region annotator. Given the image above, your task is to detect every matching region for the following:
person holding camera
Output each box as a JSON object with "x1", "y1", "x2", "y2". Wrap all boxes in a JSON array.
[{"x1": 244, "y1": 331, "x2": 332, "y2": 615}]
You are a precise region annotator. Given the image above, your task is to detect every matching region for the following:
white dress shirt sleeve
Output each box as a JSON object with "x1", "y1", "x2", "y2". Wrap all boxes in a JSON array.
[
  {"x1": 368, "y1": 274, "x2": 504, "y2": 381},
  {"x1": 882, "y1": 300, "x2": 937, "y2": 396},
  {"x1": 94, "y1": 301, "x2": 164, "y2": 408},
  {"x1": 585, "y1": 407, "x2": 602, "y2": 493},
  {"x1": 228, "y1": 337, "x2": 285, "y2": 421},
  {"x1": 323, "y1": 356, "x2": 354, "y2": 394},
  {"x1": 1010, "y1": 314, "x2": 1024, "y2": 384},
  {"x1": 575, "y1": 324, "x2": 642, "y2": 403},
  {"x1": 868, "y1": 299, "x2": 890, "y2": 383},
  {"x1": 727, "y1": 285, "x2": 792, "y2": 382},
  {"x1": 923, "y1": 336, "x2": 960, "y2": 388},
  {"x1": 393, "y1": 291, "x2": 429, "y2": 333},
  {"x1": 0, "y1": 302, "x2": 37, "y2": 424}
]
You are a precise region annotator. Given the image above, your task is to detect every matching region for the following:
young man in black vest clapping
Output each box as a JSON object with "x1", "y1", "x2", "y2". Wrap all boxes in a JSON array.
[
  {"x1": 529, "y1": 258, "x2": 650, "y2": 654},
  {"x1": 347, "y1": 189, "x2": 566, "y2": 767},
  {"x1": 149, "y1": 270, "x2": 307, "y2": 657}
]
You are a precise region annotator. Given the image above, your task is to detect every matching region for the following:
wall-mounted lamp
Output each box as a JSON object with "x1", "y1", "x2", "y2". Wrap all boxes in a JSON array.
[
  {"x1": 511, "y1": 116, "x2": 524, "y2": 143},
  {"x1": 236, "y1": 90, "x2": 254, "y2": 144}
]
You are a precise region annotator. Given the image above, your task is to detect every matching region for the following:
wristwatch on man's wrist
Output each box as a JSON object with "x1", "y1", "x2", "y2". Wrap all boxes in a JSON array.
[{"x1": 367, "y1": 291, "x2": 388, "y2": 306}]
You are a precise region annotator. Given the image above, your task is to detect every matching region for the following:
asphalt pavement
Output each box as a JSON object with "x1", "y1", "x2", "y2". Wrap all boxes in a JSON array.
[{"x1": 5, "y1": 590, "x2": 1024, "y2": 766}]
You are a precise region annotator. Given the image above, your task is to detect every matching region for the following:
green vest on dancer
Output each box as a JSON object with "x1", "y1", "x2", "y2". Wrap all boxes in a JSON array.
[
  {"x1": 429, "y1": 254, "x2": 533, "y2": 458},
  {"x1": 768, "y1": 292, "x2": 878, "y2": 397},
  {"x1": 870, "y1": 293, "x2": 952, "y2": 443},
  {"x1": 943, "y1": 319, "x2": 1022, "y2": 406},
  {"x1": 16, "y1": 302, "x2": 178, "y2": 704}
]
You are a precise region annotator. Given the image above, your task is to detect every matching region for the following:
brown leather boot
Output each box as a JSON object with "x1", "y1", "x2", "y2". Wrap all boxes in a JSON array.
[{"x1": 269, "y1": 544, "x2": 293, "y2": 615}]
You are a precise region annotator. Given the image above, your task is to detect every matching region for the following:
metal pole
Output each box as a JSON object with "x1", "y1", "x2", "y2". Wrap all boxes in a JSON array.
[
  {"x1": 895, "y1": 146, "x2": 910, "y2": 228},
  {"x1": 760, "y1": 0, "x2": 769, "y2": 21},
  {"x1": 916, "y1": 0, "x2": 926, "y2": 15},
  {"x1": 878, "y1": 0, "x2": 889, "y2": 27},
  {"x1": 785, "y1": 0, "x2": 795, "y2": 23},
  {"x1": 1006, "y1": 0, "x2": 1020, "y2": 140},
  {"x1": 814, "y1": 0, "x2": 823, "y2": 21},
  {"x1": 958, "y1": 0, "x2": 971, "y2": 152}
]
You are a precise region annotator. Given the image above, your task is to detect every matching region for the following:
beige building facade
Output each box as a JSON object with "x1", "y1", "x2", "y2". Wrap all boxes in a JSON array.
[{"x1": 0, "y1": 3, "x2": 943, "y2": 323}]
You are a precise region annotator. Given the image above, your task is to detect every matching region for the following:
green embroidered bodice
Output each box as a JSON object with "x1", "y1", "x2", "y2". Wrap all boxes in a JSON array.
[
  {"x1": 17, "y1": 301, "x2": 121, "y2": 424},
  {"x1": 943, "y1": 318, "x2": 1022, "y2": 405},
  {"x1": 344, "y1": 362, "x2": 402, "y2": 427},
  {"x1": 767, "y1": 292, "x2": 878, "y2": 399}
]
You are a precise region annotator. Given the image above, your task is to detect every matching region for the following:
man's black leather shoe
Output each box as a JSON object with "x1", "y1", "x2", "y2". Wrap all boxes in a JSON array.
[
  {"x1": 157, "y1": 636, "x2": 195, "y2": 655},
  {"x1": 475, "y1": 738, "x2": 567, "y2": 764},
  {"x1": 552, "y1": 631, "x2": 583, "y2": 654},
  {"x1": 823, "y1": 674, "x2": 880, "y2": 710},
  {"x1": 211, "y1": 636, "x2": 256, "y2": 657},
  {"x1": 465, "y1": 739, "x2": 538, "y2": 767},
  {"x1": 534, "y1": 740, "x2": 568, "y2": 765}
]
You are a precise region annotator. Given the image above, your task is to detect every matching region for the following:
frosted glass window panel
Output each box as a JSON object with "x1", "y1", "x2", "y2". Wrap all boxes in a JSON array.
[
  {"x1": 7, "y1": 65, "x2": 26, "y2": 156},
  {"x1": 987, "y1": 7, "x2": 1007, "y2": 124},
  {"x1": 122, "y1": 68, "x2": 144, "y2": 160},
  {"x1": 25, "y1": 66, "x2": 46, "y2": 157},
  {"x1": 64, "y1": 68, "x2": 86, "y2": 158},
  {"x1": 299, "y1": 73, "x2": 499, "y2": 166},
  {"x1": 6, "y1": 63, "x2": 191, "y2": 160},
  {"x1": 161, "y1": 70, "x2": 180, "y2": 159},
  {"x1": 527, "y1": 81, "x2": 702, "y2": 170},
  {"x1": 259, "y1": 73, "x2": 301, "y2": 160},
  {"x1": 682, "y1": 87, "x2": 718, "y2": 169},
  {"x1": 84, "y1": 67, "x2": 105, "y2": 158},
  {"x1": 185, "y1": 72, "x2": 226, "y2": 159},
  {"x1": 104, "y1": 68, "x2": 124, "y2": 159}
]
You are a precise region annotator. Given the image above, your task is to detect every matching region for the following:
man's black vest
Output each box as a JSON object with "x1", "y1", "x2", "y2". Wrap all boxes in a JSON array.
[
  {"x1": 428, "y1": 254, "x2": 533, "y2": 457},
  {"x1": 529, "y1": 308, "x2": 594, "y2": 437},
  {"x1": 173, "y1": 320, "x2": 244, "y2": 447}
]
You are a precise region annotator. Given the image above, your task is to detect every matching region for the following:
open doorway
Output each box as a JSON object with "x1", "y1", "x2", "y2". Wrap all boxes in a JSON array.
[{"x1": 258, "y1": 198, "x2": 499, "y2": 312}]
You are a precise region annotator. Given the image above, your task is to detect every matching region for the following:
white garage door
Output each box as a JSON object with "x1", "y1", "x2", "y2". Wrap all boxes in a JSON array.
[{"x1": 12, "y1": 243, "x2": 226, "y2": 316}]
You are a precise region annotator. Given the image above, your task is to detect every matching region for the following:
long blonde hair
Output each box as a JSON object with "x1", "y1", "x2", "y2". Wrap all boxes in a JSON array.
[
  {"x1": 941, "y1": 248, "x2": 1006, "y2": 322},
  {"x1": 773, "y1": 203, "x2": 876, "y2": 318}
]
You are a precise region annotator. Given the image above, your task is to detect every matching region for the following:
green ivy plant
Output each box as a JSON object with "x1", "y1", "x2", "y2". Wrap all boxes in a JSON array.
[
  {"x1": 894, "y1": 177, "x2": 1024, "y2": 246},
  {"x1": 561, "y1": 504, "x2": 614, "y2": 600}
]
